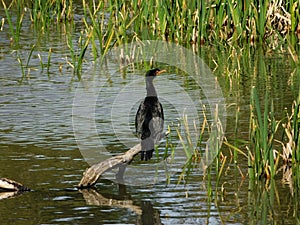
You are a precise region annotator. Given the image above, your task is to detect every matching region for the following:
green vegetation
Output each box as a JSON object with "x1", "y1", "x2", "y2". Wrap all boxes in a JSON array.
[
  {"x1": 1, "y1": 0, "x2": 299, "y2": 77},
  {"x1": 2, "y1": 0, "x2": 23, "y2": 45},
  {"x1": 245, "y1": 84, "x2": 299, "y2": 184},
  {"x1": 279, "y1": 94, "x2": 300, "y2": 188},
  {"x1": 248, "y1": 87, "x2": 280, "y2": 180}
]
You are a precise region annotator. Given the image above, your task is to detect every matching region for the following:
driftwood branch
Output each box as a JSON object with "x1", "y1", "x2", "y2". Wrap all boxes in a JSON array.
[
  {"x1": 77, "y1": 144, "x2": 141, "y2": 188},
  {"x1": 0, "y1": 178, "x2": 30, "y2": 192}
]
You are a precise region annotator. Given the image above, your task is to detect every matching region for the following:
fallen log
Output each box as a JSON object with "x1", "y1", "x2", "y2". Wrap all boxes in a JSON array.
[
  {"x1": 0, "y1": 177, "x2": 30, "y2": 192},
  {"x1": 77, "y1": 144, "x2": 141, "y2": 188}
]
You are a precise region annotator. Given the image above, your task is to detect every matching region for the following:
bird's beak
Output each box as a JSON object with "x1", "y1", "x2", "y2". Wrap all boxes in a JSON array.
[{"x1": 156, "y1": 70, "x2": 167, "y2": 75}]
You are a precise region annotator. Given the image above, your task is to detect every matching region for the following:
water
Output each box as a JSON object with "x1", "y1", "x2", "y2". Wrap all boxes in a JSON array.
[{"x1": 1, "y1": 5, "x2": 300, "y2": 225}]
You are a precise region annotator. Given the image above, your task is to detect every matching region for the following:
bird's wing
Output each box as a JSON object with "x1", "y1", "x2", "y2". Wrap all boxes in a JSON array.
[
  {"x1": 149, "y1": 101, "x2": 164, "y2": 143},
  {"x1": 159, "y1": 102, "x2": 164, "y2": 129},
  {"x1": 135, "y1": 101, "x2": 145, "y2": 137}
]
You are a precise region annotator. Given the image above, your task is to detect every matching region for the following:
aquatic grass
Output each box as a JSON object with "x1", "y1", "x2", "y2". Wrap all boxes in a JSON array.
[
  {"x1": 26, "y1": 45, "x2": 35, "y2": 68},
  {"x1": 32, "y1": 0, "x2": 50, "y2": 29},
  {"x1": 227, "y1": 0, "x2": 242, "y2": 42},
  {"x1": 171, "y1": 103, "x2": 225, "y2": 186},
  {"x1": 202, "y1": 154, "x2": 227, "y2": 200},
  {"x1": 233, "y1": 105, "x2": 240, "y2": 164},
  {"x1": 257, "y1": 0, "x2": 267, "y2": 43},
  {"x1": 84, "y1": 0, "x2": 298, "y2": 50},
  {"x1": 16, "y1": 51, "x2": 25, "y2": 79},
  {"x1": 248, "y1": 179, "x2": 280, "y2": 224},
  {"x1": 216, "y1": 153, "x2": 227, "y2": 188},
  {"x1": 246, "y1": 84, "x2": 300, "y2": 187},
  {"x1": 47, "y1": 48, "x2": 52, "y2": 74},
  {"x1": 66, "y1": 26, "x2": 93, "y2": 79},
  {"x1": 82, "y1": 1, "x2": 122, "y2": 63},
  {"x1": 248, "y1": 86, "x2": 282, "y2": 180},
  {"x1": 277, "y1": 92, "x2": 300, "y2": 188},
  {"x1": 164, "y1": 111, "x2": 208, "y2": 185},
  {"x1": 292, "y1": 94, "x2": 300, "y2": 163},
  {"x1": 249, "y1": 87, "x2": 265, "y2": 178},
  {"x1": 175, "y1": 114, "x2": 195, "y2": 160},
  {"x1": 1, "y1": 0, "x2": 24, "y2": 46},
  {"x1": 15, "y1": 45, "x2": 36, "y2": 81},
  {"x1": 31, "y1": 0, "x2": 74, "y2": 30},
  {"x1": 37, "y1": 53, "x2": 44, "y2": 71},
  {"x1": 76, "y1": 30, "x2": 92, "y2": 78},
  {"x1": 83, "y1": 1, "x2": 105, "y2": 58},
  {"x1": 249, "y1": 88, "x2": 264, "y2": 178},
  {"x1": 66, "y1": 29, "x2": 76, "y2": 70},
  {"x1": 174, "y1": 117, "x2": 197, "y2": 185},
  {"x1": 2, "y1": 0, "x2": 299, "y2": 82}
]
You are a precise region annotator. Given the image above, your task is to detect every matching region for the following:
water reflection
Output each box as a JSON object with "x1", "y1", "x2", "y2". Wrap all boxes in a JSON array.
[
  {"x1": 0, "y1": 191, "x2": 22, "y2": 200},
  {"x1": 80, "y1": 184, "x2": 162, "y2": 225}
]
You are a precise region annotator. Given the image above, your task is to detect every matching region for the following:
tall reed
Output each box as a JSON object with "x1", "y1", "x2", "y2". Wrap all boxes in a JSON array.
[
  {"x1": 2, "y1": 0, "x2": 299, "y2": 80},
  {"x1": 2, "y1": 0, "x2": 24, "y2": 46},
  {"x1": 248, "y1": 87, "x2": 280, "y2": 180},
  {"x1": 16, "y1": 45, "x2": 35, "y2": 81},
  {"x1": 31, "y1": 0, "x2": 73, "y2": 30},
  {"x1": 248, "y1": 179, "x2": 279, "y2": 223},
  {"x1": 279, "y1": 91, "x2": 300, "y2": 188}
]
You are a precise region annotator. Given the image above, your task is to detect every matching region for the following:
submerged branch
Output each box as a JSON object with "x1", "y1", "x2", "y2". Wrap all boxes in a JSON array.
[
  {"x1": 0, "y1": 177, "x2": 30, "y2": 192},
  {"x1": 77, "y1": 144, "x2": 141, "y2": 188}
]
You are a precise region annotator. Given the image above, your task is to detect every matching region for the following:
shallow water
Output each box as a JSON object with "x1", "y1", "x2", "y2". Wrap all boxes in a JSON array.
[{"x1": 0, "y1": 5, "x2": 300, "y2": 225}]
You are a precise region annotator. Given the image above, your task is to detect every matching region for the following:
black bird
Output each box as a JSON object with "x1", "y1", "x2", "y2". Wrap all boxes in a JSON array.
[{"x1": 135, "y1": 68, "x2": 166, "y2": 161}]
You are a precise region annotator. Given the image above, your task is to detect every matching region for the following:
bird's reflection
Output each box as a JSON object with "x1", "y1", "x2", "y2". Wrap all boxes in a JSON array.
[
  {"x1": 137, "y1": 201, "x2": 162, "y2": 225},
  {"x1": 79, "y1": 182, "x2": 162, "y2": 224}
]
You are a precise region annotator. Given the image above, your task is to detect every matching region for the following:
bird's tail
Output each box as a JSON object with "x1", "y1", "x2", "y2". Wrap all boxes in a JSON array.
[{"x1": 141, "y1": 139, "x2": 155, "y2": 161}]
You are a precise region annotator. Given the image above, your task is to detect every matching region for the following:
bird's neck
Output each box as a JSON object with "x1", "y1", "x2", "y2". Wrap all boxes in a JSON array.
[{"x1": 146, "y1": 78, "x2": 157, "y2": 97}]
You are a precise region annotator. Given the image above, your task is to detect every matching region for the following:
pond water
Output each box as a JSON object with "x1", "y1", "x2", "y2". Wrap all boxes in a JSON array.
[{"x1": 1, "y1": 5, "x2": 300, "y2": 225}]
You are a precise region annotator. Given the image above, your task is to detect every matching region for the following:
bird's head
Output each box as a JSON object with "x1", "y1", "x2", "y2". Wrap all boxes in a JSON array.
[{"x1": 146, "y1": 68, "x2": 166, "y2": 78}]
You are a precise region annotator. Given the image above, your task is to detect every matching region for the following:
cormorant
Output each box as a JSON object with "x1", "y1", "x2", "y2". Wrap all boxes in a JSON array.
[{"x1": 135, "y1": 68, "x2": 166, "y2": 161}]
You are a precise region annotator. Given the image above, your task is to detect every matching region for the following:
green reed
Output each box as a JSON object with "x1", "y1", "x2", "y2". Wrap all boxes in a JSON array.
[
  {"x1": 65, "y1": 23, "x2": 91, "y2": 79},
  {"x1": 2, "y1": 0, "x2": 299, "y2": 80},
  {"x1": 16, "y1": 51, "x2": 25, "y2": 79},
  {"x1": 31, "y1": 0, "x2": 73, "y2": 30},
  {"x1": 279, "y1": 91, "x2": 300, "y2": 188},
  {"x1": 247, "y1": 84, "x2": 300, "y2": 184},
  {"x1": 37, "y1": 53, "x2": 44, "y2": 71},
  {"x1": 248, "y1": 179, "x2": 279, "y2": 224},
  {"x1": 47, "y1": 48, "x2": 52, "y2": 74},
  {"x1": 163, "y1": 112, "x2": 205, "y2": 184},
  {"x1": 85, "y1": 3, "x2": 116, "y2": 59},
  {"x1": 16, "y1": 44, "x2": 35, "y2": 81},
  {"x1": 2, "y1": 0, "x2": 24, "y2": 46},
  {"x1": 74, "y1": 0, "x2": 299, "y2": 51},
  {"x1": 167, "y1": 103, "x2": 226, "y2": 189},
  {"x1": 293, "y1": 95, "x2": 300, "y2": 164},
  {"x1": 249, "y1": 87, "x2": 281, "y2": 180}
]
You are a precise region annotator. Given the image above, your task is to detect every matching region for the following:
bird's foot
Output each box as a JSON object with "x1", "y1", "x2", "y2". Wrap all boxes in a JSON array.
[{"x1": 141, "y1": 149, "x2": 154, "y2": 161}]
